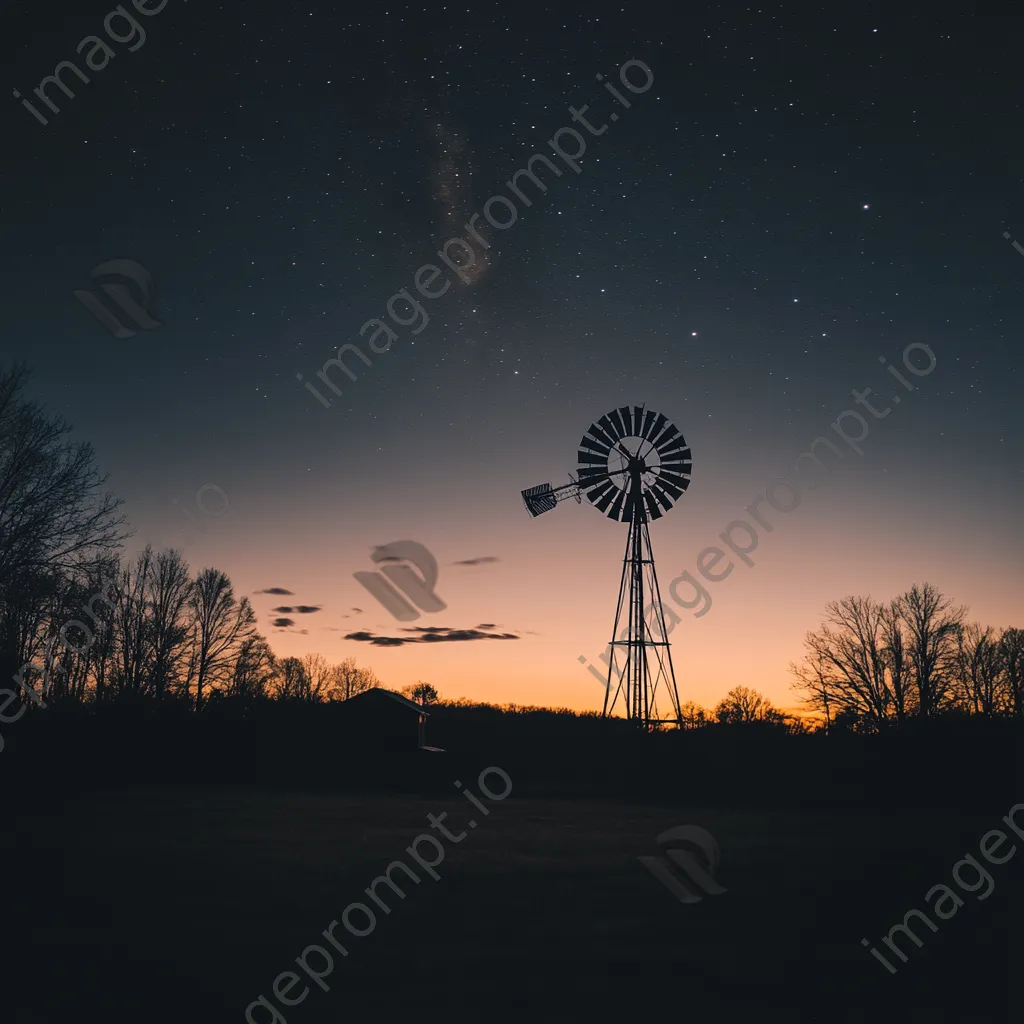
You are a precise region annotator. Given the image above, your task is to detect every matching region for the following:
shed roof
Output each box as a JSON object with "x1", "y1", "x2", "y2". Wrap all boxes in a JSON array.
[{"x1": 345, "y1": 687, "x2": 430, "y2": 715}]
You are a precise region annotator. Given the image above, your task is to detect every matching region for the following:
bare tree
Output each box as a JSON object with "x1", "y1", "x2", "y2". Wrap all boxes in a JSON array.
[
  {"x1": 800, "y1": 596, "x2": 892, "y2": 725},
  {"x1": 401, "y1": 681, "x2": 439, "y2": 705},
  {"x1": 300, "y1": 652, "x2": 334, "y2": 703},
  {"x1": 12, "y1": 554, "x2": 120, "y2": 709},
  {"x1": 783, "y1": 713, "x2": 813, "y2": 735},
  {"x1": 794, "y1": 585, "x2": 974, "y2": 724},
  {"x1": 329, "y1": 656, "x2": 379, "y2": 701},
  {"x1": 80, "y1": 553, "x2": 120, "y2": 705},
  {"x1": 953, "y1": 623, "x2": 1005, "y2": 716},
  {"x1": 274, "y1": 656, "x2": 308, "y2": 701},
  {"x1": 112, "y1": 547, "x2": 155, "y2": 699},
  {"x1": 678, "y1": 699, "x2": 709, "y2": 729},
  {"x1": 789, "y1": 649, "x2": 836, "y2": 732},
  {"x1": 0, "y1": 364, "x2": 128, "y2": 574},
  {"x1": 18, "y1": 571, "x2": 75, "y2": 705},
  {"x1": 714, "y1": 685, "x2": 778, "y2": 724},
  {"x1": 229, "y1": 635, "x2": 278, "y2": 702},
  {"x1": 41, "y1": 570, "x2": 100, "y2": 704},
  {"x1": 0, "y1": 363, "x2": 128, "y2": 688},
  {"x1": 879, "y1": 599, "x2": 913, "y2": 721},
  {"x1": 188, "y1": 568, "x2": 256, "y2": 709},
  {"x1": 147, "y1": 549, "x2": 193, "y2": 701},
  {"x1": 896, "y1": 583, "x2": 965, "y2": 716},
  {"x1": 1000, "y1": 628, "x2": 1024, "y2": 717}
]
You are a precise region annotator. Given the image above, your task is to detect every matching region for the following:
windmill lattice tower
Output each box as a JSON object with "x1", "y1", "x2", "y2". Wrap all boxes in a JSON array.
[{"x1": 520, "y1": 405, "x2": 692, "y2": 731}]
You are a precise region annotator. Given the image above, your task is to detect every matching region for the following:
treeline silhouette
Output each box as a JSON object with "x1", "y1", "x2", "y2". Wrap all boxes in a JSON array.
[
  {"x1": 790, "y1": 584, "x2": 1024, "y2": 728},
  {"x1": 1, "y1": 361, "x2": 1020, "y2": 815},
  {"x1": 0, "y1": 362, "x2": 387, "y2": 729}
]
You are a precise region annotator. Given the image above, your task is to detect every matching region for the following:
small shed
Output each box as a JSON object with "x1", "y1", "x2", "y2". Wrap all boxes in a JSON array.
[{"x1": 339, "y1": 687, "x2": 434, "y2": 751}]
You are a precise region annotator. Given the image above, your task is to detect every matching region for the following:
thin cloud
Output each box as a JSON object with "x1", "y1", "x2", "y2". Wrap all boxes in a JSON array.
[
  {"x1": 344, "y1": 630, "x2": 404, "y2": 647},
  {"x1": 272, "y1": 617, "x2": 295, "y2": 627},
  {"x1": 420, "y1": 629, "x2": 518, "y2": 643},
  {"x1": 273, "y1": 606, "x2": 294, "y2": 613},
  {"x1": 452, "y1": 556, "x2": 499, "y2": 566},
  {"x1": 257, "y1": 587, "x2": 294, "y2": 595},
  {"x1": 344, "y1": 626, "x2": 520, "y2": 647},
  {"x1": 295, "y1": 605, "x2": 321, "y2": 614}
]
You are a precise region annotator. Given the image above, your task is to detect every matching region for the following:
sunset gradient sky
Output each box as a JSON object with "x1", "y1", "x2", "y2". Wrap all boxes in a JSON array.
[{"x1": 3, "y1": 2, "x2": 1021, "y2": 714}]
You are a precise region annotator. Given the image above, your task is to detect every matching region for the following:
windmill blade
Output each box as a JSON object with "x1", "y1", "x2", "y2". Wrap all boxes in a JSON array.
[
  {"x1": 583, "y1": 470, "x2": 627, "y2": 494},
  {"x1": 647, "y1": 412, "x2": 667, "y2": 444},
  {"x1": 586, "y1": 421, "x2": 619, "y2": 450},
  {"x1": 577, "y1": 449, "x2": 609, "y2": 466},
  {"x1": 650, "y1": 421, "x2": 677, "y2": 449},
  {"x1": 644, "y1": 491, "x2": 663, "y2": 521},
  {"x1": 666, "y1": 468, "x2": 693, "y2": 485},
  {"x1": 658, "y1": 439, "x2": 692, "y2": 460},
  {"x1": 631, "y1": 405, "x2": 646, "y2": 437},
  {"x1": 608, "y1": 488, "x2": 628, "y2": 521},
  {"x1": 617, "y1": 406, "x2": 634, "y2": 437},
  {"x1": 658, "y1": 469, "x2": 691, "y2": 493},
  {"x1": 620, "y1": 490, "x2": 639, "y2": 523},
  {"x1": 652, "y1": 476, "x2": 683, "y2": 502},
  {"x1": 586, "y1": 475, "x2": 616, "y2": 498},
  {"x1": 580, "y1": 424, "x2": 614, "y2": 450},
  {"x1": 659, "y1": 462, "x2": 693, "y2": 480},
  {"x1": 579, "y1": 432, "x2": 612, "y2": 457},
  {"x1": 578, "y1": 467, "x2": 613, "y2": 487},
  {"x1": 661, "y1": 456, "x2": 693, "y2": 477},
  {"x1": 658, "y1": 465, "x2": 691, "y2": 485},
  {"x1": 647, "y1": 479, "x2": 673, "y2": 506},
  {"x1": 606, "y1": 409, "x2": 627, "y2": 439},
  {"x1": 641, "y1": 408, "x2": 658, "y2": 440},
  {"x1": 597, "y1": 414, "x2": 622, "y2": 442},
  {"x1": 652, "y1": 422, "x2": 680, "y2": 449},
  {"x1": 592, "y1": 483, "x2": 618, "y2": 514}
]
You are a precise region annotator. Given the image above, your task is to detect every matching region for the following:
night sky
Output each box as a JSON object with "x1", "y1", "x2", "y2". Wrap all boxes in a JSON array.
[{"x1": 3, "y1": 0, "x2": 1022, "y2": 714}]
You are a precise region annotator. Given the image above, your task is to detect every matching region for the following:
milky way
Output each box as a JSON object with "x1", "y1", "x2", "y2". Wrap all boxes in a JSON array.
[{"x1": 429, "y1": 117, "x2": 492, "y2": 288}]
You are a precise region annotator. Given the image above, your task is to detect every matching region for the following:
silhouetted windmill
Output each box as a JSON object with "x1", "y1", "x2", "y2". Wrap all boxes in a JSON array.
[{"x1": 521, "y1": 405, "x2": 692, "y2": 730}]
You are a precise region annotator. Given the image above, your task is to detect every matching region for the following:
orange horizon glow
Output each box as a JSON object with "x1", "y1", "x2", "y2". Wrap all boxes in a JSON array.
[{"x1": 139, "y1": 440, "x2": 1024, "y2": 718}]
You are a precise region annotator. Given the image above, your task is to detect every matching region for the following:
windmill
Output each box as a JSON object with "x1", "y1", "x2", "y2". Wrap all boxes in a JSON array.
[{"x1": 520, "y1": 405, "x2": 692, "y2": 730}]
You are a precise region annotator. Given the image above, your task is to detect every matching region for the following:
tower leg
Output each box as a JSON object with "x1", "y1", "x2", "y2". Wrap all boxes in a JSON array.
[
  {"x1": 602, "y1": 515, "x2": 682, "y2": 731},
  {"x1": 602, "y1": 523, "x2": 632, "y2": 719}
]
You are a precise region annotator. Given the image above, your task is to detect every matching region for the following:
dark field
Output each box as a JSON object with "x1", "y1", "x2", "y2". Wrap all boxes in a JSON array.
[{"x1": 4, "y1": 783, "x2": 1017, "y2": 1023}]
